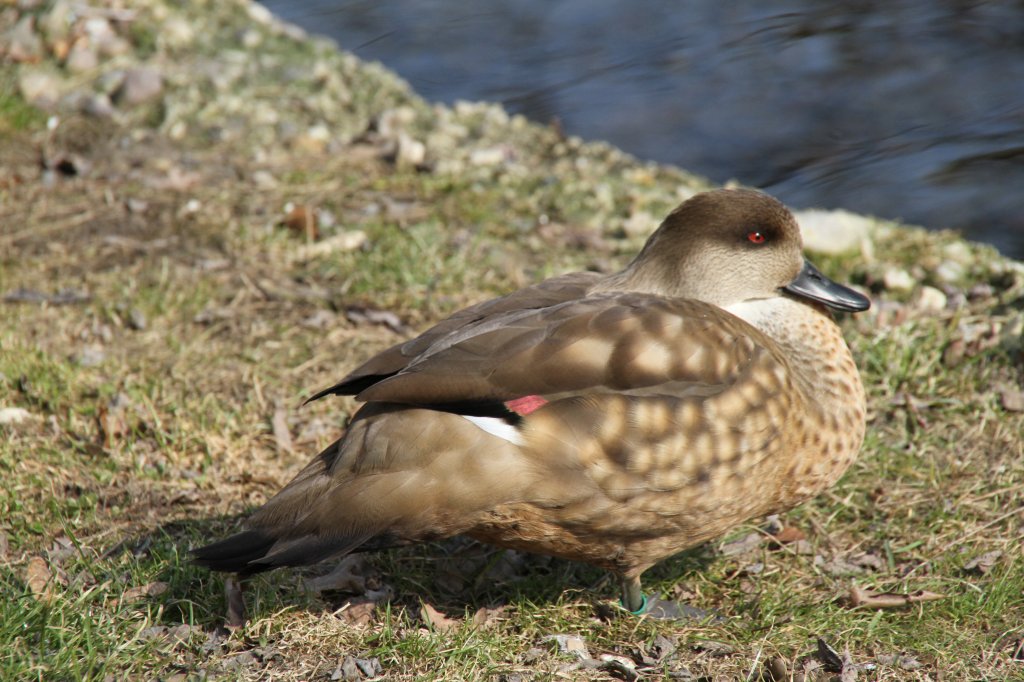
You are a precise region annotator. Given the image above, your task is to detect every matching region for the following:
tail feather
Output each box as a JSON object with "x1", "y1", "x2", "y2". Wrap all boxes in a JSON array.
[
  {"x1": 191, "y1": 530, "x2": 279, "y2": 575},
  {"x1": 191, "y1": 528, "x2": 383, "y2": 575}
]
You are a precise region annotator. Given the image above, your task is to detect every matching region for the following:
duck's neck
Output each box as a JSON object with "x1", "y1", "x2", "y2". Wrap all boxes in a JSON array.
[{"x1": 726, "y1": 296, "x2": 867, "y2": 494}]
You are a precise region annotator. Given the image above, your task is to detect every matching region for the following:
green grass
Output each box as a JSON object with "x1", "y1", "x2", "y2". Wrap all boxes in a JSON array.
[{"x1": 1, "y1": 1, "x2": 1022, "y2": 678}]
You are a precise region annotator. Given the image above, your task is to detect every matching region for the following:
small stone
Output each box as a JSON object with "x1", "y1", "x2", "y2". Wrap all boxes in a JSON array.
[
  {"x1": 160, "y1": 17, "x2": 195, "y2": 49},
  {"x1": 39, "y1": 0, "x2": 74, "y2": 43},
  {"x1": 114, "y1": 67, "x2": 163, "y2": 106},
  {"x1": 95, "y1": 70, "x2": 126, "y2": 95},
  {"x1": 1000, "y1": 386, "x2": 1024, "y2": 412},
  {"x1": 883, "y1": 267, "x2": 915, "y2": 292},
  {"x1": 81, "y1": 93, "x2": 116, "y2": 119},
  {"x1": 127, "y1": 308, "x2": 147, "y2": 330},
  {"x1": 377, "y1": 106, "x2": 417, "y2": 138},
  {"x1": 469, "y1": 146, "x2": 506, "y2": 166},
  {"x1": 913, "y1": 285, "x2": 947, "y2": 313},
  {"x1": 252, "y1": 170, "x2": 277, "y2": 188},
  {"x1": 935, "y1": 259, "x2": 966, "y2": 284},
  {"x1": 18, "y1": 69, "x2": 63, "y2": 108},
  {"x1": 796, "y1": 208, "x2": 872, "y2": 256},
  {"x1": 75, "y1": 345, "x2": 106, "y2": 367},
  {"x1": 623, "y1": 210, "x2": 657, "y2": 238},
  {"x1": 0, "y1": 407, "x2": 33, "y2": 425},
  {"x1": 396, "y1": 133, "x2": 426, "y2": 166},
  {"x1": 5, "y1": 15, "x2": 45, "y2": 63},
  {"x1": 64, "y1": 38, "x2": 99, "y2": 73}
]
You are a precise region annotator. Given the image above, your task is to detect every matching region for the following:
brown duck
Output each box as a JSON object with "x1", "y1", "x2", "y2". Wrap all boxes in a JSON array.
[{"x1": 194, "y1": 188, "x2": 869, "y2": 616}]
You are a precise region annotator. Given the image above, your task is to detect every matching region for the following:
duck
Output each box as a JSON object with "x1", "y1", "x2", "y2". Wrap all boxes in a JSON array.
[{"x1": 193, "y1": 188, "x2": 870, "y2": 617}]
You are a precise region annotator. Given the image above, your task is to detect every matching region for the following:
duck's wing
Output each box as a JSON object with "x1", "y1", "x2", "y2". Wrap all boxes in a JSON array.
[
  {"x1": 307, "y1": 271, "x2": 604, "y2": 400},
  {"x1": 352, "y1": 292, "x2": 773, "y2": 415}
]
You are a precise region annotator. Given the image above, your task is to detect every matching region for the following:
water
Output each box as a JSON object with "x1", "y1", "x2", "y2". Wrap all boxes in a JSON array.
[{"x1": 261, "y1": 0, "x2": 1024, "y2": 259}]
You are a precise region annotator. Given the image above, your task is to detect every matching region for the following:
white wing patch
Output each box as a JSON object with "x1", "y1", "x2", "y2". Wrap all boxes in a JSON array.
[{"x1": 462, "y1": 415, "x2": 525, "y2": 446}]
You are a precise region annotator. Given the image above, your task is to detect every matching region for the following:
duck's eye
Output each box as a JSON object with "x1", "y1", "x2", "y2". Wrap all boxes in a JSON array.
[{"x1": 747, "y1": 231, "x2": 767, "y2": 244}]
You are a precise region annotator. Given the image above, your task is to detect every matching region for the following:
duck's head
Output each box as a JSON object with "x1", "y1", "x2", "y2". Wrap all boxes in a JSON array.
[{"x1": 623, "y1": 188, "x2": 870, "y2": 313}]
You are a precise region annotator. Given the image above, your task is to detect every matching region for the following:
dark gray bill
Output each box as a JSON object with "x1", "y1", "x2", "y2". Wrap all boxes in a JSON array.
[{"x1": 782, "y1": 260, "x2": 870, "y2": 312}]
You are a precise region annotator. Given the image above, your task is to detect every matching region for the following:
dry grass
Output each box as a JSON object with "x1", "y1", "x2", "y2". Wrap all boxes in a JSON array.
[{"x1": 2, "y1": 73, "x2": 1024, "y2": 682}]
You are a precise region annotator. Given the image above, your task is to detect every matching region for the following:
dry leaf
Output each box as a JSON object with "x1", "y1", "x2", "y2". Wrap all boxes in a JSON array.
[
  {"x1": 306, "y1": 555, "x2": 367, "y2": 594},
  {"x1": 420, "y1": 602, "x2": 458, "y2": 633},
  {"x1": 963, "y1": 550, "x2": 1002, "y2": 574},
  {"x1": 122, "y1": 581, "x2": 169, "y2": 601},
  {"x1": 345, "y1": 306, "x2": 409, "y2": 335},
  {"x1": 848, "y1": 585, "x2": 944, "y2": 609},
  {"x1": 225, "y1": 577, "x2": 246, "y2": 628},
  {"x1": 999, "y1": 386, "x2": 1024, "y2": 412},
  {"x1": 471, "y1": 605, "x2": 506, "y2": 629},
  {"x1": 25, "y1": 556, "x2": 58, "y2": 601},
  {"x1": 336, "y1": 599, "x2": 376, "y2": 628},
  {"x1": 271, "y1": 404, "x2": 293, "y2": 454},
  {"x1": 281, "y1": 204, "x2": 319, "y2": 240},
  {"x1": 293, "y1": 231, "x2": 368, "y2": 262},
  {"x1": 770, "y1": 526, "x2": 806, "y2": 545},
  {"x1": 719, "y1": 531, "x2": 763, "y2": 557},
  {"x1": 543, "y1": 633, "x2": 591, "y2": 660}
]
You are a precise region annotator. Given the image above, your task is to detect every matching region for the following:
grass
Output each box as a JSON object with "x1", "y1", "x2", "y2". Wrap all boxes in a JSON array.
[{"x1": 2, "y1": 6, "x2": 1023, "y2": 681}]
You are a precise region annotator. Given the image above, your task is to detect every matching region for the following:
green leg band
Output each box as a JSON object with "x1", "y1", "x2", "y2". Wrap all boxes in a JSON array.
[{"x1": 620, "y1": 593, "x2": 647, "y2": 615}]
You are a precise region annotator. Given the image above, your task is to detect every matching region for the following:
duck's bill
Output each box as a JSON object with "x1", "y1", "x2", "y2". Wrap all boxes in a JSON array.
[{"x1": 783, "y1": 260, "x2": 870, "y2": 312}]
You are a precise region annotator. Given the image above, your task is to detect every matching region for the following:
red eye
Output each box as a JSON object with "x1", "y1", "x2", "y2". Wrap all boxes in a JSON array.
[{"x1": 747, "y1": 231, "x2": 766, "y2": 244}]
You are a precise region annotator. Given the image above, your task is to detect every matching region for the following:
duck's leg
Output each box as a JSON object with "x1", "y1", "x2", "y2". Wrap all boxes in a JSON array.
[
  {"x1": 620, "y1": 575, "x2": 647, "y2": 614},
  {"x1": 619, "y1": 574, "x2": 716, "y2": 621}
]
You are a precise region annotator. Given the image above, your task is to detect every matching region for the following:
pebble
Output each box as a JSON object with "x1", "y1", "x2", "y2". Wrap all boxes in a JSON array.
[
  {"x1": 796, "y1": 208, "x2": 873, "y2": 256},
  {"x1": 469, "y1": 146, "x2": 506, "y2": 166},
  {"x1": 0, "y1": 407, "x2": 33, "y2": 425},
  {"x1": 935, "y1": 259, "x2": 965, "y2": 284},
  {"x1": 395, "y1": 133, "x2": 426, "y2": 166},
  {"x1": 114, "y1": 67, "x2": 163, "y2": 105},
  {"x1": 75, "y1": 345, "x2": 106, "y2": 367},
  {"x1": 883, "y1": 267, "x2": 915, "y2": 292},
  {"x1": 5, "y1": 14, "x2": 44, "y2": 63},
  {"x1": 18, "y1": 69, "x2": 63, "y2": 108},
  {"x1": 81, "y1": 93, "x2": 116, "y2": 119},
  {"x1": 913, "y1": 285, "x2": 947, "y2": 313},
  {"x1": 64, "y1": 38, "x2": 99, "y2": 73},
  {"x1": 159, "y1": 17, "x2": 195, "y2": 49}
]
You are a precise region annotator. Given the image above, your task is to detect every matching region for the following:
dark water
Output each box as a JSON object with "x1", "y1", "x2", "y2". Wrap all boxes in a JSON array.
[{"x1": 261, "y1": 0, "x2": 1024, "y2": 259}]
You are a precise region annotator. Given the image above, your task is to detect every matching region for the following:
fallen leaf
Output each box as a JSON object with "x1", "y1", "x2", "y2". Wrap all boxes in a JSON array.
[
  {"x1": 875, "y1": 652, "x2": 924, "y2": 670},
  {"x1": 963, "y1": 550, "x2": 1002, "y2": 575},
  {"x1": 280, "y1": 204, "x2": 319, "y2": 240},
  {"x1": 271, "y1": 404, "x2": 293, "y2": 454},
  {"x1": 471, "y1": 605, "x2": 506, "y2": 629},
  {"x1": 999, "y1": 386, "x2": 1024, "y2": 412},
  {"x1": 97, "y1": 400, "x2": 129, "y2": 448},
  {"x1": 420, "y1": 602, "x2": 458, "y2": 633},
  {"x1": 691, "y1": 639, "x2": 737, "y2": 656},
  {"x1": 543, "y1": 633, "x2": 591, "y2": 660},
  {"x1": 2, "y1": 288, "x2": 91, "y2": 305},
  {"x1": 122, "y1": 581, "x2": 169, "y2": 601},
  {"x1": 0, "y1": 407, "x2": 33, "y2": 425},
  {"x1": 719, "y1": 531, "x2": 763, "y2": 557},
  {"x1": 763, "y1": 656, "x2": 789, "y2": 681},
  {"x1": 815, "y1": 638, "x2": 845, "y2": 673},
  {"x1": 293, "y1": 231, "x2": 368, "y2": 262},
  {"x1": 345, "y1": 306, "x2": 409, "y2": 335},
  {"x1": 26, "y1": 556, "x2": 55, "y2": 600},
  {"x1": 769, "y1": 525, "x2": 806, "y2": 545},
  {"x1": 336, "y1": 599, "x2": 377, "y2": 628},
  {"x1": 307, "y1": 555, "x2": 367, "y2": 594},
  {"x1": 599, "y1": 655, "x2": 638, "y2": 681},
  {"x1": 225, "y1": 577, "x2": 246, "y2": 628},
  {"x1": 847, "y1": 585, "x2": 944, "y2": 609}
]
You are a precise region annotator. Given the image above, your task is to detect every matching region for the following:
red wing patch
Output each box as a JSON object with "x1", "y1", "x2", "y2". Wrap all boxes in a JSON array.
[{"x1": 504, "y1": 395, "x2": 549, "y2": 416}]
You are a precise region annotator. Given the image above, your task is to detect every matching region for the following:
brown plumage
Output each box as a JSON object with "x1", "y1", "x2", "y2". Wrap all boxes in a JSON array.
[{"x1": 193, "y1": 188, "x2": 869, "y2": 615}]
